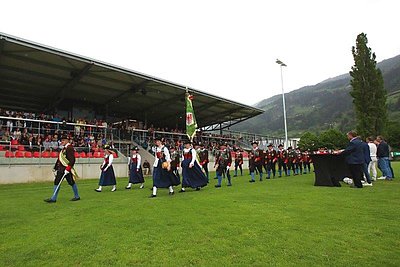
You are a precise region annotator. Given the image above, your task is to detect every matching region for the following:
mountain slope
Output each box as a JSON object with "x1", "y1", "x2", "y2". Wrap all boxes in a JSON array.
[{"x1": 234, "y1": 54, "x2": 400, "y2": 136}]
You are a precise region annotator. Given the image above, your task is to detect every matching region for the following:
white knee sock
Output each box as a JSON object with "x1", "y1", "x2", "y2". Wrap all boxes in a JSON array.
[
  {"x1": 152, "y1": 186, "x2": 157, "y2": 195},
  {"x1": 169, "y1": 186, "x2": 174, "y2": 193},
  {"x1": 97, "y1": 186, "x2": 102, "y2": 190},
  {"x1": 127, "y1": 183, "x2": 132, "y2": 187}
]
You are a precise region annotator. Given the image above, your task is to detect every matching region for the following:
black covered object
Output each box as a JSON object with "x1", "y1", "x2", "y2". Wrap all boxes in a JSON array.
[{"x1": 310, "y1": 154, "x2": 351, "y2": 187}]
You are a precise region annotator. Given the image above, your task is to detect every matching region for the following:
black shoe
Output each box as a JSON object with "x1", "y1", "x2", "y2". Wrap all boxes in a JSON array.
[
  {"x1": 70, "y1": 197, "x2": 80, "y2": 201},
  {"x1": 94, "y1": 189, "x2": 101, "y2": 192},
  {"x1": 215, "y1": 185, "x2": 221, "y2": 188},
  {"x1": 259, "y1": 179, "x2": 263, "y2": 181},
  {"x1": 149, "y1": 194, "x2": 157, "y2": 198},
  {"x1": 233, "y1": 175, "x2": 237, "y2": 177},
  {"x1": 179, "y1": 189, "x2": 185, "y2": 193},
  {"x1": 44, "y1": 198, "x2": 56, "y2": 203},
  {"x1": 249, "y1": 180, "x2": 255, "y2": 183},
  {"x1": 169, "y1": 191, "x2": 175, "y2": 195},
  {"x1": 125, "y1": 186, "x2": 132, "y2": 190},
  {"x1": 196, "y1": 187, "x2": 201, "y2": 191}
]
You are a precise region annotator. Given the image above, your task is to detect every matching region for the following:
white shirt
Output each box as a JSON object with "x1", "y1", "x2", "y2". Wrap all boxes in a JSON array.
[
  {"x1": 182, "y1": 148, "x2": 196, "y2": 165},
  {"x1": 101, "y1": 154, "x2": 114, "y2": 169},
  {"x1": 128, "y1": 154, "x2": 141, "y2": 168},
  {"x1": 368, "y1": 142, "x2": 377, "y2": 160},
  {"x1": 152, "y1": 146, "x2": 171, "y2": 167}
]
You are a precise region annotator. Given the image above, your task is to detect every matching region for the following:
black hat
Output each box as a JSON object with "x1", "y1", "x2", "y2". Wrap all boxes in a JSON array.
[
  {"x1": 61, "y1": 134, "x2": 69, "y2": 140},
  {"x1": 183, "y1": 139, "x2": 192, "y2": 145},
  {"x1": 131, "y1": 146, "x2": 139, "y2": 151},
  {"x1": 267, "y1": 143, "x2": 274, "y2": 147},
  {"x1": 278, "y1": 144, "x2": 284, "y2": 148},
  {"x1": 287, "y1": 146, "x2": 293, "y2": 150},
  {"x1": 199, "y1": 142, "x2": 204, "y2": 147},
  {"x1": 104, "y1": 144, "x2": 111, "y2": 150},
  {"x1": 251, "y1": 141, "x2": 258, "y2": 145},
  {"x1": 154, "y1": 137, "x2": 162, "y2": 142}
]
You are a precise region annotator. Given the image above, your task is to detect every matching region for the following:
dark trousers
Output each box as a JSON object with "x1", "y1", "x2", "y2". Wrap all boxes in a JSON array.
[{"x1": 349, "y1": 164, "x2": 363, "y2": 188}]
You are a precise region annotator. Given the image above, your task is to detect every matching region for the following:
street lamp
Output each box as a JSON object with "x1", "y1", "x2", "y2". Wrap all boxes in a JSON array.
[{"x1": 276, "y1": 59, "x2": 288, "y2": 148}]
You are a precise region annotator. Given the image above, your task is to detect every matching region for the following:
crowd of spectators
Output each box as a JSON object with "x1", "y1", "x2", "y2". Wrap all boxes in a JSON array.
[{"x1": 0, "y1": 108, "x2": 108, "y2": 152}]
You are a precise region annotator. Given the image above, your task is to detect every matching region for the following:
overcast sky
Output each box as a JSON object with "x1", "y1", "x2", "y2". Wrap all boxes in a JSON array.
[{"x1": 1, "y1": 0, "x2": 399, "y2": 106}]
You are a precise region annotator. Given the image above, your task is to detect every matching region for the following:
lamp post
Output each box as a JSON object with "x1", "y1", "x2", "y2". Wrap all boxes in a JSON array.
[{"x1": 276, "y1": 59, "x2": 288, "y2": 148}]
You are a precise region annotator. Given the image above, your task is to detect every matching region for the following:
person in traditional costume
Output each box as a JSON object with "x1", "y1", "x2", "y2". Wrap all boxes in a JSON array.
[
  {"x1": 214, "y1": 143, "x2": 232, "y2": 187},
  {"x1": 126, "y1": 146, "x2": 145, "y2": 189},
  {"x1": 249, "y1": 141, "x2": 263, "y2": 182},
  {"x1": 44, "y1": 134, "x2": 80, "y2": 203},
  {"x1": 197, "y1": 143, "x2": 210, "y2": 182},
  {"x1": 95, "y1": 145, "x2": 117, "y2": 192},
  {"x1": 265, "y1": 143, "x2": 278, "y2": 179},
  {"x1": 180, "y1": 140, "x2": 208, "y2": 192},
  {"x1": 234, "y1": 148, "x2": 244, "y2": 177},
  {"x1": 169, "y1": 146, "x2": 181, "y2": 181},
  {"x1": 150, "y1": 138, "x2": 180, "y2": 197},
  {"x1": 277, "y1": 144, "x2": 288, "y2": 177}
]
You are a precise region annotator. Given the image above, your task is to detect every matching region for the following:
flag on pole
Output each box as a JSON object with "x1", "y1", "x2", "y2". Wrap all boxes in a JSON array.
[{"x1": 186, "y1": 92, "x2": 197, "y2": 141}]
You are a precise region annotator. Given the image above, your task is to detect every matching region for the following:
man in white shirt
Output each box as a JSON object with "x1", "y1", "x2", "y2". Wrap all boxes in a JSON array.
[{"x1": 366, "y1": 137, "x2": 377, "y2": 181}]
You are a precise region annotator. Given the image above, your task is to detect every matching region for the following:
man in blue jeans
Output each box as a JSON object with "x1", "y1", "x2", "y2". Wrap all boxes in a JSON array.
[
  {"x1": 375, "y1": 136, "x2": 394, "y2": 180},
  {"x1": 361, "y1": 140, "x2": 372, "y2": 186}
]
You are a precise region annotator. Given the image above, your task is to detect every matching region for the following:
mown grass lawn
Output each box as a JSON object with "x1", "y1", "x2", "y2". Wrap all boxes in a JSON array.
[{"x1": 0, "y1": 163, "x2": 399, "y2": 266}]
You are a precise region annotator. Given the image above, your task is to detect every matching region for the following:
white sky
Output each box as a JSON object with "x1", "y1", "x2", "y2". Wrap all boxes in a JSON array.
[{"x1": 1, "y1": 0, "x2": 399, "y2": 106}]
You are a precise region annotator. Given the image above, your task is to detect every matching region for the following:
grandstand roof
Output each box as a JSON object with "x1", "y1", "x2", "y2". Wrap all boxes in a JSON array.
[{"x1": 0, "y1": 32, "x2": 263, "y2": 129}]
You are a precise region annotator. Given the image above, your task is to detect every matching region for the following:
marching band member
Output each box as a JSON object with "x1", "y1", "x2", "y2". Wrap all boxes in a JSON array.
[
  {"x1": 44, "y1": 134, "x2": 80, "y2": 203},
  {"x1": 277, "y1": 144, "x2": 288, "y2": 177},
  {"x1": 150, "y1": 138, "x2": 180, "y2": 197},
  {"x1": 95, "y1": 145, "x2": 117, "y2": 192},
  {"x1": 180, "y1": 140, "x2": 208, "y2": 192},
  {"x1": 249, "y1": 141, "x2": 263, "y2": 182},
  {"x1": 126, "y1": 146, "x2": 144, "y2": 189}
]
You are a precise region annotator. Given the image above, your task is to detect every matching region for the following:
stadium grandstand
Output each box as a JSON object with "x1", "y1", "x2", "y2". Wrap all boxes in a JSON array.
[{"x1": 0, "y1": 32, "x2": 297, "y2": 183}]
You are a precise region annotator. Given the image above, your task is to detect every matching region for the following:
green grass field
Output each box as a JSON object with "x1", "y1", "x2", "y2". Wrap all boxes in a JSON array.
[{"x1": 1, "y1": 163, "x2": 399, "y2": 266}]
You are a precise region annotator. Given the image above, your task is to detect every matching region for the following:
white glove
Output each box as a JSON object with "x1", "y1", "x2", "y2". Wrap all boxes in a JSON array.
[
  {"x1": 226, "y1": 165, "x2": 230, "y2": 170},
  {"x1": 103, "y1": 167, "x2": 109, "y2": 172},
  {"x1": 189, "y1": 163, "x2": 194, "y2": 168},
  {"x1": 136, "y1": 168, "x2": 140, "y2": 172},
  {"x1": 64, "y1": 169, "x2": 70, "y2": 175}
]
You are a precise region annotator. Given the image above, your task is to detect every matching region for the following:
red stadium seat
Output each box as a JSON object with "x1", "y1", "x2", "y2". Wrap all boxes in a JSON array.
[
  {"x1": 86, "y1": 152, "x2": 93, "y2": 158},
  {"x1": 5, "y1": 151, "x2": 15, "y2": 158},
  {"x1": 112, "y1": 152, "x2": 118, "y2": 158},
  {"x1": 74, "y1": 152, "x2": 81, "y2": 158},
  {"x1": 33, "y1": 151, "x2": 41, "y2": 158},
  {"x1": 15, "y1": 151, "x2": 24, "y2": 158},
  {"x1": 50, "y1": 151, "x2": 59, "y2": 158},
  {"x1": 18, "y1": 145, "x2": 25, "y2": 151},
  {"x1": 99, "y1": 152, "x2": 105, "y2": 158},
  {"x1": 24, "y1": 151, "x2": 33, "y2": 158},
  {"x1": 0, "y1": 145, "x2": 4, "y2": 151},
  {"x1": 80, "y1": 151, "x2": 87, "y2": 158},
  {"x1": 93, "y1": 152, "x2": 101, "y2": 158},
  {"x1": 11, "y1": 140, "x2": 19, "y2": 146},
  {"x1": 41, "y1": 151, "x2": 50, "y2": 158}
]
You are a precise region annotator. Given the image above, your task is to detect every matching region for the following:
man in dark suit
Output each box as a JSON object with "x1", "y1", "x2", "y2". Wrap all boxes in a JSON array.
[{"x1": 340, "y1": 130, "x2": 365, "y2": 188}]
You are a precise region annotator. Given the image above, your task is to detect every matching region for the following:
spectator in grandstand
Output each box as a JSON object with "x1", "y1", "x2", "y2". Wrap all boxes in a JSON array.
[
  {"x1": 143, "y1": 160, "x2": 151, "y2": 175},
  {"x1": 43, "y1": 137, "x2": 52, "y2": 151},
  {"x1": 51, "y1": 135, "x2": 60, "y2": 151}
]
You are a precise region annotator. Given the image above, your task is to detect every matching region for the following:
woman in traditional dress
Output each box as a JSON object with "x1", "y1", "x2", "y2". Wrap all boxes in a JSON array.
[
  {"x1": 150, "y1": 138, "x2": 180, "y2": 197},
  {"x1": 126, "y1": 146, "x2": 144, "y2": 189},
  {"x1": 95, "y1": 145, "x2": 117, "y2": 192}
]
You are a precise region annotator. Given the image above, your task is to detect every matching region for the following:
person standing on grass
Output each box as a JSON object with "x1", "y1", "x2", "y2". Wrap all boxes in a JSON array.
[
  {"x1": 44, "y1": 134, "x2": 80, "y2": 203},
  {"x1": 197, "y1": 143, "x2": 210, "y2": 182},
  {"x1": 180, "y1": 140, "x2": 208, "y2": 192},
  {"x1": 338, "y1": 130, "x2": 365, "y2": 188},
  {"x1": 249, "y1": 141, "x2": 263, "y2": 182},
  {"x1": 126, "y1": 146, "x2": 144, "y2": 190},
  {"x1": 95, "y1": 145, "x2": 117, "y2": 192},
  {"x1": 302, "y1": 150, "x2": 312, "y2": 174},
  {"x1": 234, "y1": 148, "x2": 244, "y2": 177},
  {"x1": 214, "y1": 143, "x2": 232, "y2": 188},
  {"x1": 150, "y1": 137, "x2": 180, "y2": 198},
  {"x1": 366, "y1": 137, "x2": 377, "y2": 181},
  {"x1": 375, "y1": 136, "x2": 394, "y2": 180},
  {"x1": 361, "y1": 139, "x2": 372, "y2": 186},
  {"x1": 265, "y1": 143, "x2": 277, "y2": 179},
  {"x1": 277, "y1": 144, "x2": 288, "y2": 177}
]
